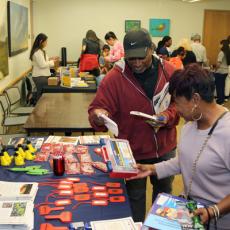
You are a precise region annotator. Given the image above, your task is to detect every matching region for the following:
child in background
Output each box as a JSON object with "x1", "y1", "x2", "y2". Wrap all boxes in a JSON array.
[
  {"x1": 99, "y1": 45, "x2": 112, "y2": 74},
  {"x1": 169, "y1": 46, "x2": 185, "y2": 70}
]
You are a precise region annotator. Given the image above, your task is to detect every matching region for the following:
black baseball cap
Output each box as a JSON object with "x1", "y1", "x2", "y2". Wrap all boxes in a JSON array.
[{"x1": 123, "y1": 29, "x2": 153, "y2": 59}]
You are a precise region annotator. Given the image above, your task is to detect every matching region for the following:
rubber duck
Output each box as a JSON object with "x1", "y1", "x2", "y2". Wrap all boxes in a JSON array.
[
  {"x1": 1, "y1": 150, "x2": 11, "y2": 166},
  {"x1": 14, "y1": 152, "x2": 25, "y2": 166},
  {"x1": 25, "y1": 148, "x2": 35, "y2": 161},
  {"x1": 17, "y1": 144, "x2": 26, "y2": 158},
  {"x1": 26, "y1": 140, "x2": 36, "y2": 153}
]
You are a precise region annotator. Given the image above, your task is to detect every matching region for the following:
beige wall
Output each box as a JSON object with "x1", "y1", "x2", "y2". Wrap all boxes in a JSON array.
[
  {"x1": 0, "y1": 0, "x2": 32, "y2": 92},
  {"x1": 33, "y1": 0, "x2": 230, "y2": 61}
]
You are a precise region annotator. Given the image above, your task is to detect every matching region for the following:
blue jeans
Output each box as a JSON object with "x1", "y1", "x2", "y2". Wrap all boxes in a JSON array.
[
  {"x1": 125, "y1": 149, "x2": 176, "y2": 222},
  {"x1": 214, "y1": 73, "x2": 227, "y2": 104},
  {"x1": 95, "y1": 74, "x2": 106, "y2": 88}
]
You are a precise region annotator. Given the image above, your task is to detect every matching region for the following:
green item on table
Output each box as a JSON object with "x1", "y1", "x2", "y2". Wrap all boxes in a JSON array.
[
  {"x1": 26, "y1": 168, "x2": 50, "y2": 175},
  {"x1": 8, "y1": 165, "x2": 50, "y2": 175},
  {"x1": 186, "y1": 200, "x2": 205, "y2": 230},
  {"x1": 8, "y1": 165, "x2": 42, "y2": 172}
]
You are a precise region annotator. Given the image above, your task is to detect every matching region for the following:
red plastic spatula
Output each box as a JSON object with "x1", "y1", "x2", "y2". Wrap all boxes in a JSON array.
[
  {"x1": 38, "y1": 205, "x2": 65, "y2": 215},
  {"x1": 40, "y1": 223, "x2": 68, "y2": 230},
  {"x1": 45, "y1": 211, "x2": 72, "y2": 223}
]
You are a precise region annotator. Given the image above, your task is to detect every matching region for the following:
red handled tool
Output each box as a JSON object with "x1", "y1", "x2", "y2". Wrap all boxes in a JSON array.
[
  {"x1": 39, "y1": 205, "x2": 65, "y2": 215},
  {"x1": 40, "y1": 223, "x2": 68, "y2": 230},
  {"x1": 45, "y1": 211, "x2": 72, "y2": 223}
]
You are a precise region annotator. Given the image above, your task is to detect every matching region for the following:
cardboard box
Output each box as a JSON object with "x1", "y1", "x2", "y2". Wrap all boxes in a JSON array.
[{"x1": 48, "y1": 77, "x2": 58, "y2": 86}]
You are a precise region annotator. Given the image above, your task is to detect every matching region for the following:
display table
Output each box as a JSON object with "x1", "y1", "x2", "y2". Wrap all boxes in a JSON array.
[
  {"x1": 42, "y1": 82, "x2": 97, "y2": 94},
  {"x1": 0, "y1": 137, "x2": 132, "y2": 230}
]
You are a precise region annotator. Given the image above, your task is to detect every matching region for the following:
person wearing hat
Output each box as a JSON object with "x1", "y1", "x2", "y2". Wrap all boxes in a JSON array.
[
  {"x1": 88, "y1": 28, "x2": 179, "y2": 222},
  {"x1": 191, "y1": 33, "x2": 208, "y2": 66}
]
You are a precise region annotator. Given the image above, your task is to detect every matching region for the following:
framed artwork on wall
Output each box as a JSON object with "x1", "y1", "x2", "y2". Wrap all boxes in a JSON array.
[
  {"x1": 125, "y1": 20, "x2": 141, "y2": 33},
  {"x1": 7, "y1": 1, "x2": 28, "y2": 57},
  {"x1": 149, "y1": 18, "x2": 170, "y2": 37},
  {"x1": 0, "y1": 0, "x2": 9, "y2": 78}
]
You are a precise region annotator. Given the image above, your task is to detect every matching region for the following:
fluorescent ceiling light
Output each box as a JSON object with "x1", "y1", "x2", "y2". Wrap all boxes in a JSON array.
[{"x1": 182, "y1": 0, "x2": 201, "y2": 2}]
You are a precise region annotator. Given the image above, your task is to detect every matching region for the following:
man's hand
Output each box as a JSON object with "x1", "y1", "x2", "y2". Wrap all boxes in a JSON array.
[
  {"x1": 145, "y1": 113, "x2": 168, "y2": 129},
  {"x1": 126, "y1": 164, "x2": 156, "y2": 180},
  {"x1": 91, "y1": 109, "x2": 109, "y2": 126}
]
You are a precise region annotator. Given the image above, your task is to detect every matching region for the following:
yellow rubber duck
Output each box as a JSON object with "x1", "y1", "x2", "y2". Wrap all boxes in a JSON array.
[
  {"x1": 26, "y1": 140, "x2": 36, "y2": 153},
  {"x1": 14, "y1": 153, "x2": 25, "y2": 166},
  {"x1": 25, "y1": 149, "x2": 35, "y2": 161},
  {"x1": 3, "y1": 150, "x2": 13, "y2": 164},
  {"x1": 17, "y1": 145, "x2": 26, "y2": 158}
]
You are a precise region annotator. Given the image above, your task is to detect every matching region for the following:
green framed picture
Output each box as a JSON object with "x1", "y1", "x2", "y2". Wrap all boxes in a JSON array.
[{"x1": 125, "y1": 20, "x2": 141, "y2": 33}]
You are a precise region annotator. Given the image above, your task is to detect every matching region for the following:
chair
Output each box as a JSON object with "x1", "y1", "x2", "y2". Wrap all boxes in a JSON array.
[
  {"x1": 0, "y1": 94, "x2": 28, "y2": 134},
  {"x1": 21, "y1": 76, "x2": 37, "y2": 106},
  {"x1": 4, "y1": 86, "x2": 34, "y2": 115}
]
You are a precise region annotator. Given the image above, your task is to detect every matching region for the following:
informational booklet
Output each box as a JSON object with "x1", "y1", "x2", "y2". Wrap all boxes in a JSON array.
[
  {"x1": 143, "y1": 193, "x2": 204, "y2": 230},
  {"x1": 79, "y1": 135, "x2": 110, "y2": 145},
  {"x1": 91, "y1": 217, "x2": 137, "y2": 230},
  {"x1": 98, "y1": 113, "x2": 119, "y2": 137},
  {"x1": 152, "y1": 82, "x2": 171, "y2": 114},
  {"x1": 103, "y1": 138, "x2": 138, "y2": 178},
  {"x1": 44, "y1": 136, "x2": 79, "y2": 145},
  {"x1": 7, "y1": 137, "x2": 44, "y2": 150},
  {"x1": 0, "y1": 181, "x2": 38, "y2": 202},
  {"x1": 0, "y1": 200, "x2": 34, "y2": 230}
]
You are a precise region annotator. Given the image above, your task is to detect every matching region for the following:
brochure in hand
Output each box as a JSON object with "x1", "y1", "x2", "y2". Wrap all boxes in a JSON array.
[
  {"x1": 143, "y1": 193, "x2": 204, "y2": 230},
  {"x1": 130, "y1": 111, "x2": 162, "y2": 123}
]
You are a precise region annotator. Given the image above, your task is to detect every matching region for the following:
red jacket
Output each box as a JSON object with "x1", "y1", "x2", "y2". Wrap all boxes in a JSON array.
[{"x1": 88, "y1": 58, "x2": 179, "y2": 160}]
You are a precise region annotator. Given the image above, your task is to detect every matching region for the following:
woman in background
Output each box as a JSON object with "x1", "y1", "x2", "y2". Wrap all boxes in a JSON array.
[
  {"x1": 104, "y1": 31, "x2": 124, "y2": 63},
  {"x1": 214, "y1": 39, "x2": 230, "y2": 104},
  {"x1": 30, "y1": 33, "x2": 59, "y2": 101},
  {"x1": 79, "y1": 30, "x2": 101, "y2": 76},
  {"x1": 156, "y1": 36, "x2": 172, "y2": 59},
  {"x1": 172, "y1": 38, "x2": 196, "y2": 66},
  {"x1": 169, "y1": 46, "x2": 185, "y2": 70}
]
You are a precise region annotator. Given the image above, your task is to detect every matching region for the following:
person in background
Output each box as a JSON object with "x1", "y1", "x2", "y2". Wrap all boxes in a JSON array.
[
  {"x1": 172, "y1": 38, "x2": 196, "y2": 66},
  {"x1": 79, "y1": 30, "x2": 101, "y2": 76},
  {"x1": 169, "y1": 46, "x2": 185, "y2": 70},
  {"x1": 128, "y1": 64, "x2": 230, "y2": 229},
  {"x1": 191, "y1": 33, "x2": 208, "y2": 66},
  {"x1": 227, "y1": 35, "x2": 230, "y2": 44},
  {"x1": 104, "y1": 31, "x2": 124, "y2": 63},
  {"x1": 30, "y1": 33, "x2": 59, "y2": 101},
  {"x1": 156, "y1": 36, "x2": 172, "y2": 59},
  {"x1": 88, "y1": 29, "x2": 179, "y2": 222},
  {"x1": 99, "y1": 44, "x2": 112, "y2": 74},
  {"x1": 96, "y1": 45, "x2": 113, "y2": 87},
  {"x1": 214, "y1": 39, "x2": 230, "y2": 105}
]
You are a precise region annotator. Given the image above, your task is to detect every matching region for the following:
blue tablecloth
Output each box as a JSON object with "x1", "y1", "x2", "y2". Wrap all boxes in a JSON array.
[{"x1": 0, "y1": 140, "x2": 132, "y2": 230}]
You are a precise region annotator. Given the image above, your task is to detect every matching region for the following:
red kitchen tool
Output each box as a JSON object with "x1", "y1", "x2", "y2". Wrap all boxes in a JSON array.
[
  {"x1": 40, "y1": 223, "x2": 68, "y2": 230},
  {"x1": 108, "y1": 188, "x2": 123, "y2": 194},
  {"x1": 35, "y1": 199, "x2": 72, "y2": 208},
  {"x1": 38, "y1": 205, "x2": 65, "y2": 215},
  {"x1": 45, "y1": 211, "x2": 72, "y2": 223}
]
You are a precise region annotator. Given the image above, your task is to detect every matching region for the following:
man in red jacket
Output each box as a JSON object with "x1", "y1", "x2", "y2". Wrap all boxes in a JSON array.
[{"x1": 88, "y1": 29, "x2": 179, "y2": 222}]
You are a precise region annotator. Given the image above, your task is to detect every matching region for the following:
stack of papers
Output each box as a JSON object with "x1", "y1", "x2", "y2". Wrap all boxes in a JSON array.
[
  {"x1": 0, "y1": 181, "x2": 38, "y2": 230},
  {"x1": 91, "y1": 217, "x2": 138, "y2": 230}
]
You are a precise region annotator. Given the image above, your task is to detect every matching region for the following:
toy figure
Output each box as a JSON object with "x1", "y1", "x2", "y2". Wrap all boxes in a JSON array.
[
  {"x1": 14, "y1": 152, "x2": 25, "y2": 166},
  {"x1": 26, "y1": 140, "x2": 36, "y2": 153}
]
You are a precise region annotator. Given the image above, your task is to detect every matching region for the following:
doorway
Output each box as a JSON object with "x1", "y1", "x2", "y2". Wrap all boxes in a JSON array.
[{"x1": 203, "y1": 10, "x2": 230, "y2": 66}]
